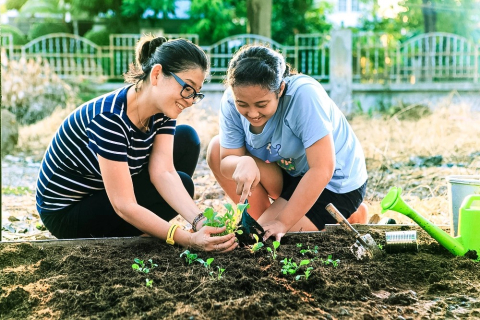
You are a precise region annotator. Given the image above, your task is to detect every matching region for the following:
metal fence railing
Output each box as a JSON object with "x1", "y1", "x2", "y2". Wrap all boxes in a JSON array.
[{"x1": 2, "y1": 31, "x2": 478, "y2": 84}]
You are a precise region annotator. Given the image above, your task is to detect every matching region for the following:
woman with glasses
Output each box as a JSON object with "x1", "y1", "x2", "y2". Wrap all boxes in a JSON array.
[
  {"x1": 36, "y1": 35, "x2": 237, "y2": 253},
  {"x1": 207, "y1": 45, "x2": 369, "y2": 242}
]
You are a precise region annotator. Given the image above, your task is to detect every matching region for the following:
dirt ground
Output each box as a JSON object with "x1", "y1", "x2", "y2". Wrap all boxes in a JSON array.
[{"x1": 1, "y1": 226, "x2": 479, "y2": 320}]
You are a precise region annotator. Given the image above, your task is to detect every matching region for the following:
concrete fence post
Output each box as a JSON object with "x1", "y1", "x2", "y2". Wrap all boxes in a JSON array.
[{"x1": 329, "y1": 29, "x2": 353, "y2": 114}]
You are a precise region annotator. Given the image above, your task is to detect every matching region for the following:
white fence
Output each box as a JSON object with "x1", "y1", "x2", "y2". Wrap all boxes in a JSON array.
[{"x1": 2, "y1": 31, "x2": 478, "y2": 84}]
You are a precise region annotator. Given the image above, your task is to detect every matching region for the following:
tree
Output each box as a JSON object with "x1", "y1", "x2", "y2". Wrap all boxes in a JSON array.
[
  {"x1": 246, "y1": 0, "x2": 272, "y2": 38},
  {"x1": 359, "y1": 0, "x2": 478, "y2": 40},
  {"x1": 271, "y1": 0, "x2": 332, "y2": 45},
  {"x1": 181, "y1": 0, "x2": 245, "y2": 45}
]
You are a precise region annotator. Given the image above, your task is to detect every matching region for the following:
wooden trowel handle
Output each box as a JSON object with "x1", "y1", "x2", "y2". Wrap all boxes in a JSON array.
[{"x1": 325, "y1": 203, "x2": 360, "y2": 236}]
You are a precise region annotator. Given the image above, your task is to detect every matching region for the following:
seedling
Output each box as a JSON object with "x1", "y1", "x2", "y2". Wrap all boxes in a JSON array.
[
  {"x1": 132, "y1": 258, "x2": 158, "y2": 274},
  {"x1": 250, "y1": 234, "x2": 264, "y2": 252},
  {"x1": 180, "y1": 250, "x2": 200, "y2": 265},
  {"x1": 378, "y1": 244, "x2": 384, "y2": 250},
  {"x1": 299, "y1": 245, "x2": 319, "y2": 256},
  {"x1": 320, "y1": 255, "x2": 340, "y2": 267},
  {"x1": 266, "y1": 241, "x2": 280, "y2": 259},
  {"x1": 295, "y1": 267, "x2": 314, "y2": 281},
  {"x1": 281, "y1": 258, "x2": 310, "y2": 275},
  {"x1": 203, "y1": 257, "x2": 214, "y2": 270},
  {"x1": 202, "y1": 203, "x2": 248, "y2": 236},
  {"x1": 145, "y1": 279, "x2": 153, "y2": 287},
  {"x1": 216, "y1": 266, "x2": 226, "y2": 280}
]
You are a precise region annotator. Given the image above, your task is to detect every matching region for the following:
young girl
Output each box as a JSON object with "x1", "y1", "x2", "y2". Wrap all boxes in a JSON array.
[
  {"x1": 36, "y1": 35, "x2": 237, "y2": 253},
  {"x1": 207, "y1": 45, "x2": 368, "y2": 242}
]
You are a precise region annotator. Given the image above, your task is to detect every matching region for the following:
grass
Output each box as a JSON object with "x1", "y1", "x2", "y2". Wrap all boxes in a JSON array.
[{"x1": 10, "y1": 94, "x2": 480, "y2": 227}]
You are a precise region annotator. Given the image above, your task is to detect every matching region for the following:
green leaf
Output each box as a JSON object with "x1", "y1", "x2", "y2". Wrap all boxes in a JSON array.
[
  {"x1": 300, "y1": 260, "x2": 310, "y2": 267},
  {"x1": 132, "y1": 264, "x2": 140, "y2": 270},
  {"x1": 273, "y1": 241, "x2": 280, "y2": 249}
]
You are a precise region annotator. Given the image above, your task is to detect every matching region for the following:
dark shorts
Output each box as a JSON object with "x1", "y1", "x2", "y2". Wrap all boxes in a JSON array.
[{"x1": 280, "y1": 170, "x2": 367, "y2": 230}]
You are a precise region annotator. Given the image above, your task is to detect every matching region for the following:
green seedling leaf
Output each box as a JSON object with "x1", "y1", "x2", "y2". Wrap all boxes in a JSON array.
[
  {"x1": 132, "y1": 264, "x2": 140, "y2": 271},
  {"x1": 145, "y1": 279, "x2": 153, "y2": 287}
]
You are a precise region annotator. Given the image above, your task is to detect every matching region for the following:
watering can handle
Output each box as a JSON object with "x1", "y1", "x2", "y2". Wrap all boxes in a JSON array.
[
  {"x1": 325, "y1": 203, "x2": 360, "y2": 236},
  {"x1": 461, "y1": 194, "x2": 480, "y2": 210}
]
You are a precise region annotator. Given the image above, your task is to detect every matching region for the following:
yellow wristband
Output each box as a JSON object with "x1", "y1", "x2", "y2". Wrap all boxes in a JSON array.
[{"x1": 166, "y1": 224, "x2": 179, "y2": 245}]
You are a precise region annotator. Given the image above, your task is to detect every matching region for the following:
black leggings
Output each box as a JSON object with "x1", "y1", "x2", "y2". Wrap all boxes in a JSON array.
[{"x1": 40, "y1": 125, "x2": 200, "y2": 239}]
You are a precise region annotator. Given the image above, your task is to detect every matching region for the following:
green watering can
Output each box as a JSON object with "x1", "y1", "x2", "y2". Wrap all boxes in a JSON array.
[{"x1": 381, "y1": 187, "x2": 480, "y2": 257}]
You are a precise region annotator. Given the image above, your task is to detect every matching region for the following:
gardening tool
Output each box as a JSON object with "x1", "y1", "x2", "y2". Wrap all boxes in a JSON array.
[
  {"x1": 236, "y1": 200, "x2": 265, "y2": 246},
  {"x1": 385, "y1": 231, "x2": 418, "y2": 253},
  {"x1": 325, "y1": 203, "x2": 382, "y2": 261},
  {"x1": 381, "y1": 187, "x2": 480, "y2": 257}
]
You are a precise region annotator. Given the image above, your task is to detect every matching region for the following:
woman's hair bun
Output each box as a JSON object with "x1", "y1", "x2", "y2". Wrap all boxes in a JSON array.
[
  {"x1": 149, "y1": 36, "x2": 167, "y2": 57},
  {"x1": 138, "y1": 35, "x2": 167, "y2": 70}
]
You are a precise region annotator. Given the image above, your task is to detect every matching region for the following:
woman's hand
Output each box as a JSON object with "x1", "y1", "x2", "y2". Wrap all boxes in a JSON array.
[
  {"x1": 232, "y1": 156, "x2": 260, "y2": 204},
  {"x1": 262, "y1": 220, "x2": 288, "y2": 242},
  {"x1": 189, "y1": 225, "x2": 238, "y2": 253}
]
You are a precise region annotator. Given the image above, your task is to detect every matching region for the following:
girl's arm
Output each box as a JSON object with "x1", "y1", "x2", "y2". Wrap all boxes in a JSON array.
[
  {"x1": 262, "y1": 133, "x2": 335, "y2": 240},
  {"x1": 219, "y1": 145, "x2": 260, "y2": 204}
]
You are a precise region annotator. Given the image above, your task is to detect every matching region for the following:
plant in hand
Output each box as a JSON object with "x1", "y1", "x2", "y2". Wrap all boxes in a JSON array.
[
  {"x1": 266, "y1": 241, "x2": 280, "y2": 259},
  {"x1": 202, "y1": 203, "x2": 248, "y2": 236},
  {"x1": 280, "y1": 258, "x2": 310, "y2": 275},
  {"x1": 132, "y1": 258, "x2": 158, "y2": 274}
]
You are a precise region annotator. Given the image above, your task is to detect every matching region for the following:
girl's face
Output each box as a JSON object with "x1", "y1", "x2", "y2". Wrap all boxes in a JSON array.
[
  {"x1": 152, "y1": 66, "x2": 206, "y2": 119},
  {"x1": 232, "y1": 83, "x2": 285, "y2": 133}
]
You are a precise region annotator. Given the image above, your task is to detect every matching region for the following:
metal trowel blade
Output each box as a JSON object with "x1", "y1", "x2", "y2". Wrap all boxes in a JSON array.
[{"x1": 237, "y1": 200, "x2": 265, "y2": 246}]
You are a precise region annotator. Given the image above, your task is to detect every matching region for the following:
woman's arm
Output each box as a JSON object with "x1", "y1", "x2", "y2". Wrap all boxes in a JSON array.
[
  {"x1": 262, "y1": 133, "x2": 335, "y2": 240},
  {"x1": 147, "y1": 134, "x2": 203, "y2": 225},
  {"x1": 99, "y1": 136, "x2": 237, "y2": 252},
  {"x1": 99, "y1": 154, "x2": 195, "y2": 246}
]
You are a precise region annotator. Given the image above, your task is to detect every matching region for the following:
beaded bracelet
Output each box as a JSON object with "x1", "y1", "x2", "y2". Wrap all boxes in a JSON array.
[{"x1": 192, "y1": 212, "x2": 206, "y2": 232}]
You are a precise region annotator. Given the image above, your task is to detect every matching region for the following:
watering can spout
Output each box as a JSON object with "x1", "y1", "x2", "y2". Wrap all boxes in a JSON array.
[{"x1": 381, "y1": 187, "x2": 468, "y2": 256}]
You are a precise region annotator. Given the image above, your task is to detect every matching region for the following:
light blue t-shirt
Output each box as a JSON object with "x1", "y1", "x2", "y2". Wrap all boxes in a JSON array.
[{"x1": 219, "y1": 74, "x2": 367, "y2": 194}]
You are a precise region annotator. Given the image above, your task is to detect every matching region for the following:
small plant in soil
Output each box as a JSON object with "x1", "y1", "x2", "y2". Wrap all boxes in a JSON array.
[
  {"x1": 202, "y1": 203, "x2": 248, "y2": 236},
  {"x1": 180, "y1": 250, "x2": 200, "y2": 265},
  {"x1": 320, "y1": 255, "x2": 340, "y2": 267},
  {"x1": 280, "y1": 258, "x2": 310, "y2": 275},
  {"x1": 132, "y1": 258, "x2": 158, "y2": 273},
  {"x1": 295, "y1": 267, "x2": 314, "y2": 281},
  {"x1": 215, "y1": 266, "x2": 226, "y2": 280},
  {"x1": 266, "y1": 240, "x2": 280, "y2": 259},
  {"x1": 299, "y1": 245, "x2": 319, "y2": 256},
  {"x1": 145, "y1": 279, "x2": 153, "y2": 287},
  {"x1": 250, "y1": 234, "x2": 264, "y2": 252}
]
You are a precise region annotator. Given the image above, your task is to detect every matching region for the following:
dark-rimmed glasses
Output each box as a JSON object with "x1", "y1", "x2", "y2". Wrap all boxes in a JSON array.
[{"x1": 169, "y1": 72, "x2": 205, "y2": 104}]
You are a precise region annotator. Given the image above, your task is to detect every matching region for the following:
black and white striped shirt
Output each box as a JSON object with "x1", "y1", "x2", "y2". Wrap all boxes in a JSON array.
[{"x1": 36, "y1": 85, "x2": 176, "y2": 214}]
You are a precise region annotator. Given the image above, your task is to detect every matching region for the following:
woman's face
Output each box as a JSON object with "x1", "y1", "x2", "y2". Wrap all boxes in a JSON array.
[
  {"x1": 153, "y1": 66, "x2": 206, "y2": 119},
  {"x1": 232, "y1": 84, "x2": 284, "y2": 132}
]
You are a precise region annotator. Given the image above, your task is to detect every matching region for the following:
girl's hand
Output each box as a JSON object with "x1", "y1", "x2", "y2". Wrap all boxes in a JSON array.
[
  {"x1": 232, "y1": 156, "x2": 260, "y2": 204},
  {"x1": 189, "y1": 225, "x2": 238, "y2": 253},
  {"x1": 262, "y1": 220, "x2": 288, "y2": 242}
]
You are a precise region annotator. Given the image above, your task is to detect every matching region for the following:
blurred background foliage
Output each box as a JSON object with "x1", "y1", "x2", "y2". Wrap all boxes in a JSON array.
[{"x1": 3, "y1": 0, "x2": 477, "y2": 46}]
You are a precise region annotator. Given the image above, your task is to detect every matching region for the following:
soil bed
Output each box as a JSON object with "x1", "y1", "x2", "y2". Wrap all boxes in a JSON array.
[{"x1": 1, "y1": 226, "x2": 479, "y2": 319}]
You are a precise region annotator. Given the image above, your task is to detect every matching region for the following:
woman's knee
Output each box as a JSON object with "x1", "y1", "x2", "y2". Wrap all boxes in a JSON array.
[
  {"x1": 175, "y1": 124, "x2": 200, "y2": 146},
  {"x1": 178, "y1": 171, "x2": 195, "y2": 198},
  {"x1": 206, "y1": 135, "x2": 220, "y2": 172}
]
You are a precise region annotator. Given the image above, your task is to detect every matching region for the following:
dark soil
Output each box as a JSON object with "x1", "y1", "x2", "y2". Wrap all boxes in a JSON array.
[{"x1": 1, "y1": 227, "x2": 479, "y2": 320}]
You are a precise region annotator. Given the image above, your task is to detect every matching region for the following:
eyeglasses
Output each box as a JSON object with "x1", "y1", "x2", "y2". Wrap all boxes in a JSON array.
[{"x1": 169, "y1": 72, "x2": 205, "y2": 104}]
